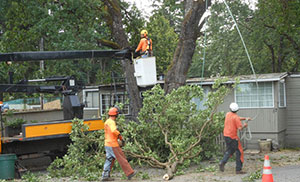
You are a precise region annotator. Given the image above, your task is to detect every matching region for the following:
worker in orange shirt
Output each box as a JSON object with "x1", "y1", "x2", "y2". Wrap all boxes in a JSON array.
[
  {"x1": 101, "y1": 107, "x2": 136, "y2": 181},
  {"x1": 135, "y1": 29, "x2": 152, "y2": 58},
  {"x1": 219, "y1": 103, "x2": 251, "y2": 174}
]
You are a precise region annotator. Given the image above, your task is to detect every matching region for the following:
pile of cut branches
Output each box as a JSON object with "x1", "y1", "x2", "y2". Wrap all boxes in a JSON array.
[{"x1": 121, "y1": 79, "x2": 234, "y2": 180}]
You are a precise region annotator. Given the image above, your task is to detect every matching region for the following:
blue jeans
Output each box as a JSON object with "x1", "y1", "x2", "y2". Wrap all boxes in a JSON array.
[
  {"x1": 102, "y1": 146, "x2": 116, "y2": 178},
  {"x1": 221, "y1": 136, "x2": 243, "y2": 171}
]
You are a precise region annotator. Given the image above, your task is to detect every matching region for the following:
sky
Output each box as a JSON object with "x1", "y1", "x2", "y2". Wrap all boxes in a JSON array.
[
  {"x1": 124, "y1": 0, "x2": 154, "y2": 17},
  {"x1": 123, "y1": 0, "x2": 257, "y2": 18}
]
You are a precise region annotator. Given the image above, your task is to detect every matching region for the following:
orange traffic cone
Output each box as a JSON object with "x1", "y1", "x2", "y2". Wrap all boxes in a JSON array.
[{"x1": 262, "y1": 155, "x2": 274, "y2": 182}]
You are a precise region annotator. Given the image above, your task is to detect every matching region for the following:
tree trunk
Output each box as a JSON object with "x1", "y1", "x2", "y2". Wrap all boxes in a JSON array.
[
  {"x1": 164, "y1": 162, "x2": 178, "y2": 181},
  {"x1": 103, "y1": 0, "x2": 142, "y2": 120},
  {"x1": 164, "y1": 0, "x2": 210, "y2": 94},
  {"x1": 184, "y1": 0, "x2": 194, "y2": 14},
  {"x1": 277, "y1": 36, "x2": 284, "y2": 72},
  {"x1": 264, "y1": 40, "x2": 276, "y2": 72}
]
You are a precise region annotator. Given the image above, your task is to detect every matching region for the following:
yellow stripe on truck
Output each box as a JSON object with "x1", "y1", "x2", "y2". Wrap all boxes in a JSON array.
[{"x1": 24, "y1": 119, "x2": 104, "y2": 138}]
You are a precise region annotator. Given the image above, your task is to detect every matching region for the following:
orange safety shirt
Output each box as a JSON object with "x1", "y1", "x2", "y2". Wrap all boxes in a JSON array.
[
  {"x1": 135, "y1": 38, "x2": 152, "y2": 53},
  {"x1": 223, "y1": 112, "x2": 243, "y2": 139},
  {"x1": 104, "y1": 118, "x2": 121, "y2": 147}
]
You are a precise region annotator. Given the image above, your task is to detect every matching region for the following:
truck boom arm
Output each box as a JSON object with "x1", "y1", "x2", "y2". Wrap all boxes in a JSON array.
[{"x1": 0, "y1": 49, "x2": 132, "y2": 62}]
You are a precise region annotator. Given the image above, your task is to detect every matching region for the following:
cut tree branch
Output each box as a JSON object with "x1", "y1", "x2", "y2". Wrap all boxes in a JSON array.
[
  {"x1": 156, "y1": 121, "x2": 177, "y2": 161},
  {"x1": 126, "y1": 151, "x2": 166, "y2": 167}
]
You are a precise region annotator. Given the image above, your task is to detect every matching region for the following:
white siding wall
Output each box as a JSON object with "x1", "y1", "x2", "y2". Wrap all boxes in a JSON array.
[{"x1": 217, "y1": 82, "x2": 283, "y2": 149}]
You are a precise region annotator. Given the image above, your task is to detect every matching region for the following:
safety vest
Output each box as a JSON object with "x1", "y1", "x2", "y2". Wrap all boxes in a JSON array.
[
  {"x1": 146, "y1": 38, "x2": 151, "y2": 51},
  {"x1": 136, "y1": 37, "x2": 152, "y2": 54},
  {"x1": 104, "y1": 118, "x2": 120, "y2": 147}
]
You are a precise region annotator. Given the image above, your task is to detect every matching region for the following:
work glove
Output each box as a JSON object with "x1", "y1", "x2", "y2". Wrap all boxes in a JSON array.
[
  {"x1": 118, "y1": 139, "x2": 125, "y2": 148},
  {"x1": 118, "y1": 134, "x2": 125, "y2": 147}
]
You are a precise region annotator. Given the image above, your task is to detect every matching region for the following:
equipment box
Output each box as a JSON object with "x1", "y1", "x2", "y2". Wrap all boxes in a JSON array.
[{"x1": 134, "y1": 57, "x2": 157, "y2": 87}]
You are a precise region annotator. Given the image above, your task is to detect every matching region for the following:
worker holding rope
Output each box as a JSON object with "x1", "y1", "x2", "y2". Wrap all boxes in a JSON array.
[{"x1": 219, "y1": 103, "x2": 251, "y2": 174}]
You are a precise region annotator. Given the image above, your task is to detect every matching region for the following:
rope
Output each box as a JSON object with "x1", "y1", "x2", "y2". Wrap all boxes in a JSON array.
[
  {"x1": 240, "y1": 119, "x2": 252, "y2": 141},
  {"x1": 223, "y1": 0, "x2": 261, "y2": 140},
  {"x1": 223, "y1": 0, "x2": 257, "y2": 80}
]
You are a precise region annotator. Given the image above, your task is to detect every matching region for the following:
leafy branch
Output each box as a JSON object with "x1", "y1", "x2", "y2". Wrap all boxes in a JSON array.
[{"x1": 122, "y1": 79, "x2": 232, "y2": 180}]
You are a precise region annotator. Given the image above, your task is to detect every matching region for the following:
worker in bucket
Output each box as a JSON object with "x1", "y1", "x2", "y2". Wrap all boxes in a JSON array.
[
  {"x1": 101, "y1": 106, "x2": 136, "y2": 181},
  {"x1": 135, "y1": 29, "x2": 152, "y2": 58},
  {"x1": 219, "y1": 102, "x2": 251, "y2": 174}
]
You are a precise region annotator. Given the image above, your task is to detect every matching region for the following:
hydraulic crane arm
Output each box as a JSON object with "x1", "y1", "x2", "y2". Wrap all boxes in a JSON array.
[
  {"x1": 0, "y1": 76, "x2": 80, "y2": 95},
  {"x1": 0, "y1": 49, "x2": 133, "y2": 62}
]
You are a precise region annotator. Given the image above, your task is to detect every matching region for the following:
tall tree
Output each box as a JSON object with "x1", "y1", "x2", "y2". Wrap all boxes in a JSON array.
[
  {"x1": 102, "y1": 0, "x2": 142, "y2": 120},
  {"x1": 152, "y1": 0, "x2": 184, "y2": 32},
  {"x1": 255, "y1": 0, "x2": 300, "y2": 72},
  {"x1": 189, "y1": 1, "x2": 256, "y2": 77},
  {"x1": 164, "y1": 0, "x2": 211, "y2": 94},
  {"x1": 189, "y1": 0, "x2": 300, "y2": 77},
  {"x1": 0, "y1": 0, "x2": 112, "y2": 84},
  {"x1": 0, "y1": 0, "x2": 147, "y2": 110}
]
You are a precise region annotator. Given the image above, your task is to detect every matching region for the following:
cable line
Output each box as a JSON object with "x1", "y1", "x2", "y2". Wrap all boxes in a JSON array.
[
  {"x1": 223, "y1": 0, "x2": 262, "y2": 140},
  {"x1": 223, "y1": 0, "x2": 257, "y2": 80}
]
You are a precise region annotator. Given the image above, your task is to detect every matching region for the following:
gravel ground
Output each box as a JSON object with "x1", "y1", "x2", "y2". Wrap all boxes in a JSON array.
[{"x1": 14, "y1": 149, "x2": 300, "y2": 182}]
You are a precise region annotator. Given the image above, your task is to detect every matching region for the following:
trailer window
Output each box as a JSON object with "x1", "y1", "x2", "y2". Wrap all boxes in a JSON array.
[
  {"x1": 100, "y1": 93, "x2": 130, "y2": 115},
  {"x1": 191, "y1": 86, "x2": 211, "y2": 110},
  {"x1": 83, "y1": 90, "x2": 99, "y2": 109},
  {"x1": 86, "y1": 91, "x2": 99, "y2": 108},
  {"x1": 279, "y1": 81, "x2": 286, "y2": 107},
  {"x1": 235, "y1": 82, "x2": 274, "y2": 108}
]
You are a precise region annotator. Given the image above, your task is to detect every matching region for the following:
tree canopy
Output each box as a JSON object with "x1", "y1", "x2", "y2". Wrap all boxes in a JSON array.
[
  {"x1": 189, "y1": 0, "x2": 300, "y2": 78},
  {"x1": 2, "y1": 0, "x2": 300, "y2": 83},
  {"x1": 1, "y1": 0, "x2": 300, "y2": 112}
]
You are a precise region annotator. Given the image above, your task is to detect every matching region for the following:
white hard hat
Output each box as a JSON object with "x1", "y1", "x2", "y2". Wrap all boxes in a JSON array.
[{"x1": 229, "y1": 102, "x2": 239, "y2": 112}]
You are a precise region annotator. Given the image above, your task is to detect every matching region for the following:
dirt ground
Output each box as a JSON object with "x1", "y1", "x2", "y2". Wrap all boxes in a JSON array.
[
  {"x1": 15, "y1": 148, "x2": 300, "y2": 182},
  {"x1": 136, "y1": 149, "x2": 300, "y2": 182}
]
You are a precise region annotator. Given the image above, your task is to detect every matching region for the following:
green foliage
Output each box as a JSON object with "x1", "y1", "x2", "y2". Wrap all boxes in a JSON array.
[
  {"x1": 189, "y1": 1, "x2": 256, "y2": 77},
  {"x1": 48, "y1": 118, "x2": 106, "y2": 180},
  {"x1": 0, "y1": 0, "x2": 149, "y2": 102},
  {"x1": 139, "y1": 172, "x2": 150, "y2": 180},
  {"x1": 242, "y1": 170, "x2": 262, "y2": 182},
  {"x1": 0, "y1": 0, "x2": 143, "y2": 87},
  {"x1": 121, "y1": 80, "x2": 230, "y2": 171},
  {"x1": 5, "y1": 118, "x2": 27, "y2": 128},
  {"x1": 2, "y1": 110, "x2": 26, "y2": 129},
  {"x1": 47, "y1": 80, "x2": 231, "y2": 179},
  {"x1": 190, "y1": 0, "x2": 300, "y2": 77},
  {"x1": 122, "y1": 2, "x2": 146, "y2": 46},
  {"x1": 152, "y1": 0, "x2": 184, "y2": 32},
  {"x1": 21, "y1": 172, "x2": 40, "y2": 182},
  {"x1": 198, "y1": 165, "x2": 217, "y2": 173},
  {"x1": 253, "y1": 0, "x2": 300, "y2": 72},
  {"x1": 147, "y1": 14, "x2": 178, "y2": 75}
]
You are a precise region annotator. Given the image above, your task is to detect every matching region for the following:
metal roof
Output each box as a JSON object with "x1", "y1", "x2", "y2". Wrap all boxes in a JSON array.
[
  {"x1": 187, "y1": 72, "x2": 289, "y2": 85},
  {"x1": 86, "y1": 72, "x2": 297, "y2": 89}
]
